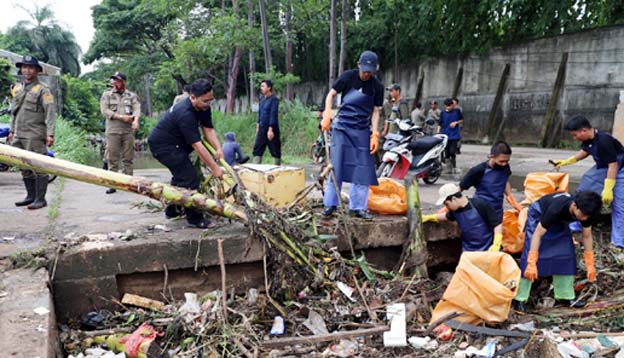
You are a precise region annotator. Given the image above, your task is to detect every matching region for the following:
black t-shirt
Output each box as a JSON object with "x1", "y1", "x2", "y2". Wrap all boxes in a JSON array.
[
  {"x1": 446, "y1": 197, "x2": 502, "y2": 228},
  {"x1": 459, "y1": 161, "x2": 512, "y2": 191},
  {"x1": 332, "y1": 69, "x2": 384, "y2": 107},
  {"x1": 148, "y1": 98, "x2": 213, "y2": 153},
  {"x1": 581, "y1": 130, "x2": 624, "y2": 168},
  {"x1": 537, "y1": 193, "x2": 591, "y2": 229}
]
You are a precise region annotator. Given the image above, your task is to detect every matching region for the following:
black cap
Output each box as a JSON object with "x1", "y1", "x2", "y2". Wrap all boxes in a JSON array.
[
  {"x1": 358, "y1": 50, "x2": 378, "y2": 73},
  {"x1": 110, "y1": 71, "x2": 127, "y2": 81},
  {"x1": 16, "y1": 55, "x2": 43, "y2": 72},
  {"x1": 386, "y1": 83, "x2": 401, "y2": 91}
]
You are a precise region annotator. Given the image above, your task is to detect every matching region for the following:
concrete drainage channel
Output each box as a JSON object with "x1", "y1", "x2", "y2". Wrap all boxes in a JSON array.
[{"x1": 1, "y1": 217, "x2": 462, "y2": 357}]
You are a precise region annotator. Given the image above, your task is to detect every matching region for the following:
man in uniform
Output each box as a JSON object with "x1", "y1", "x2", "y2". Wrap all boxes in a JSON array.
[
  {"x1": 381, "y1": 83, "x2": 409, "y2": 138},
  {"x1": 147, "y1": 79, "x2": 224, "y2": 229},
  {"x1": 554, "y1": 115, "x2": 624, "y2": 247},
  {"x1": 512, "y1": 191, "x2": 602, "y2": 312},
  {"x1": 8, "y1": 55, "x2": 55, "y2": 210},
  {"x1": 422, "y1": 183, "x2": 503, "y2": 252},
  {"x1": 100, "y1": 71, "x2": 141, "y2": 194},
  {"x1": 321, "y1": 50, "x2": 384, "y2": 220}
]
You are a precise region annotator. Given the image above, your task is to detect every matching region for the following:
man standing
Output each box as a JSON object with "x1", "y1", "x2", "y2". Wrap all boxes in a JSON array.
[
  {"x1": 512, "y1": 191, "x2": 602, "y2": 312},
  {"x1": 427, "y1": 100, "x2": 441, "y2": 123},
  {"x1": 147, "y1": 79, "x2": 224, "y2": 229},
  {"x1": 8, "y1": 55, "x2": 55, "y2": 210},
  {"x1": 439, "y1": 98, "x2": 463, "y2": 169},
  {"x1": 100, "y1": 71, "x2": 141, "y2": 194},
  {"x1": 252, "y1": 80, "x2": 281, "y2": 165},
  {"x1": 422, "y1": 184, "x2": 503, "y2": 252},
  {"x1": 411, "y1": 101, "x2": 426, "y2": 126},
  {"x1": 459, "y1": 141, "x2": 523, "y2": 221},
  {"x1": 381, "y1": 83, "x2": 409, "y2": 137},
  {"x1": 554, "y1": 115, "x2": 624, "y2": 247},
  {"x1": 321, "y1": 50, "x2": 384, "y2": 220},
  {"x1": 172, "y1": 84, "x2": 191, "y2": 107}
]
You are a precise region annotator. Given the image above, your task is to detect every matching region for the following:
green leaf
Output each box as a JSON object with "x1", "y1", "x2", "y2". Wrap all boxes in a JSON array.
[{"x1": 357, "y1": 254, "x2": 376, "y2": 281}]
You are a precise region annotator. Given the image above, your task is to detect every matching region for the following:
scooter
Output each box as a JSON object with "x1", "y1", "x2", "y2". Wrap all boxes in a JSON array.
[
  {"x1": 377, "y1": 118, "x2": 447, "y2": 183},
  {"x1": 382, "y1": 118, "x2": 426, "y2": 153}
]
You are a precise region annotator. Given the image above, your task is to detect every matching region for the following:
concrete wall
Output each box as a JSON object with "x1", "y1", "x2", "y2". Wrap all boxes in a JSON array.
[{"x1": 218, "y1": 25, "x2": 624, "y2": 146}]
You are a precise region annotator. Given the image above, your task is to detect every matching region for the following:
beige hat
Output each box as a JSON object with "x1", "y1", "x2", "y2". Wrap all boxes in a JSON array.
[{"x1": 435, "y1": 183, "x2": 461, "y2": 205}]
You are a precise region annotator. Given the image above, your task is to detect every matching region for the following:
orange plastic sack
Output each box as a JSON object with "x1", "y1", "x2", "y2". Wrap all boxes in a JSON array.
[
  {"x1": 367, "y1": 178, "x2": 407, "y2": 215},
  {"x1": 502, "y1": 208, "x2": 528, "y2": 254},
  {"x1": 429, "y1": 252, "x2": 521, "y2": 325},
  {"x1": 522, "y1": 172, "x2": 569, "y2": 204}
]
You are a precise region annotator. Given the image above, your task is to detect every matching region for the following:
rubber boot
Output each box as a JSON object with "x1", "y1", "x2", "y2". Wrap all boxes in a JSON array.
[
  {"x1": 15, "y1": 178, "x2": 36, "y2": 206},
  {"x1": 274, "y1": 157, "x2": 281, "y2": 166},
  {"x1": 27, "y1": 176, "x2": 48, "y2": 210},
  {"x1": 239, "y1": 155, "x2": 250, "y2": 164},
  {"x1": 252, "y1": 156, "x2": 262, "y2": 164}
]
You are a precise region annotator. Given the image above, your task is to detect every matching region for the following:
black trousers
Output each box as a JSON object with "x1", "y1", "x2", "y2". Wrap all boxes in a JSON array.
[
  {"x1": 253, "y1": 126, "x2": 281, "y2": 158},
  {"x1": 445, "y1": 139, "x2": 460, "y2": 165},
  {"x1": 151, "y1": 147, "x2": 203, "y2": 223}
]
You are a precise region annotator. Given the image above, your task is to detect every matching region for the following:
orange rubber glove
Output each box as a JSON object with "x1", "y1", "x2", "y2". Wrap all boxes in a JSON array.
[
  {"x1": 524, "y1": 250, "x2": 539, "y2": 282},
  {"x1": 584, "y1": 250, "x2": 596, "y2": 283},
  {"x1": 370, "y1": 131, "x2": 380, "y2": 154},
  {"x1": 321, "y1": 109, "x2": 332, "y2": 132},
  {"x1": 506, "y1": 194, "x2": 523, "y2": 212}
]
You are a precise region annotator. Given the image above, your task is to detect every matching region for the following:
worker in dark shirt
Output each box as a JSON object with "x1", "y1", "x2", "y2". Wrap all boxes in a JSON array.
[
  {"x1": 320, "y1": 51, "x2": 384, "y2": 220},
  {"x1": 422, "y1": 183, "x2": 503, "y2": 252},
  {"x1": 554, "y1": 115, "x2": 624, "y2": 247},
  {"x1": 147, "y1": 79, "x2": 224, "y2": 229},
  {"x1": 512, "y1": 191, "x2": 602, "y2": 312},
  {"x1": 460, "y1": 141, "x2": 523, "y2": 222},
  {"x1": 223, "y1": 132, "x2": 249, "y2": 166},
  {"x1": 252, "y1": 79, "x2": 281, "y2": 165},
  {"x1": 438, "y1": 98, "x2": 463, "y2": 170}
]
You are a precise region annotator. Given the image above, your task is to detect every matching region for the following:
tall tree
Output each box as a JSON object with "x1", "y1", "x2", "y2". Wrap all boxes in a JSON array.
[
  {"x1": 247, "y1": 0, "x2": 256, "y2": 105},
  {"x1": 259, "y1": 0, "x2": 273, "y2": 73},
  {"x1": 226, "y1": 0, "x2": 244, "y2": 113},
  {"x1": 338, "y1": 0, "x2": 347, "y2": 75},
  {"x1": 4, "y1": 5, "x2": 81, "y2": 76},
  {"x1": 328, "y1": 0, "x2": 336, "y2": 89},
  {"x1": 284, "y1": 0, "x2": 294, "y2": 100}
]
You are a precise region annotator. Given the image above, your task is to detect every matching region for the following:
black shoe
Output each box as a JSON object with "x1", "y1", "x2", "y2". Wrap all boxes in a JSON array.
[
  {"x1": 322, "y1": 206, "x2": 337, "y2": 217},
  {"x1": 187, "y1": 218, "x2": 217, "y2": 229},
  {"x1": 165, "y1": 204, "x2": 183, "y2": 219},
  {"x1": 15, "y1": 178, "x2": 36, "y2": 206},
  {"x1": 512, "y1": 300, "x2": 527, "y2": 312},
  {"x1": 555, "y1": 299, "x2": 586, "y2": 308},
  {"x1": 106, "y1": 188, "x2": 116, "y2": 194},
  {"x1": 350, "y1": 210, "x2": 373, "y2": 220}
]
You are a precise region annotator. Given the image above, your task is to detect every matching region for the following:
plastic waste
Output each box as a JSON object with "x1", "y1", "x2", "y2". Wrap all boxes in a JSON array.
[
  {"x1": 383, "y1": 303, "x2": 407, "y2": 347},
  {"x1": 557, "y1": 341, "x2": 590, "y2": 358},
  {"x1": 303, "y1": 310, "x2": 329, "y2": 335},
  {"x1": 270, "y1": 316, "x2": 285, "y2": 335},
  {"x1": 502, "y1": 208, "x2": 528, "y2": 254},
  {"x1": 408, "y1": 336, "x2": 431, "y2": 348},
  {"x1": 509, "y1": 321, "x2": 535, "y2": 332},
  {"x1": 247, "y1": 288, "x2": 258, "y2": 304},
  {"x1": 367, "y1": 178, "x2": 407, "y2": 215},
  {"x1": 178, "y1": 292, "x2": 201, "y2": 320},
  {"x1": 324, "y1": 339, "x2": 358, "y2": 357},
  {"x1": 522, "y1": 172, "x2": 569, "y2": 204},
  {"x1": 80, "y1": 310, "x2": 110, "y2": 331},
  {"x1": 336, "y1": 281, "x2": 356, "y2": 302}
]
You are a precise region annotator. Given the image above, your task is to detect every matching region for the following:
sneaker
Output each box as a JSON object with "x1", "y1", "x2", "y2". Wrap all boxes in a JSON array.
[
  {"x1": 350, "y1": 210, "x2": 373, "y2": 220},
  {"x1": 322, "y1": 206, "x2": 337, "y2": 217},
  {"x1": 555, "y1": 299, "x2": 586, "y2": 308},
  {"x1": 106, "y1": 188, "x2": 117, "y2": 194},
  {"x1": 187, "y1": 218, "x2": 217, "y2": 229}
]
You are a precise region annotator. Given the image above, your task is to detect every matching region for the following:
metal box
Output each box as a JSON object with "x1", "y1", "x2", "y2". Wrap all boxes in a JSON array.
[{"x1": 237, "y1": 164, "x2": 305, "y2": 207}]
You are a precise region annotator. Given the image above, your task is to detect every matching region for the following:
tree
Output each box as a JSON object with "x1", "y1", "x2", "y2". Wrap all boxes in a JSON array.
[
  {"x1": 328, "y1": 0, "x2": 336, "y2": 89},
  {"x1": 338, "y1": 0, "x2": 347, "y2": 75},
  {"x1": 259, "y1": 0, "x2": 273, "y2": 73},
  {"x1": 4, "y1": 5, "x2": 81, "y2": 76}
]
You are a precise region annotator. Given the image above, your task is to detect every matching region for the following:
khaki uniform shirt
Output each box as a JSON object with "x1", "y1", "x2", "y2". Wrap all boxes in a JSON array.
[
  {"x1": 10, "y1": 79, "x2": 55, "y2": 139},
  {"x1": 100, "y1": 89, "x2": 141, "y2": 135}
]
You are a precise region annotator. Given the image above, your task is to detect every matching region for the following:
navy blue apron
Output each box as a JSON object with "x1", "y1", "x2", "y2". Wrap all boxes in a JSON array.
[
  {"x1": 330, "y1": 88, "x2": 378, "y2": 186},
  {"x1": 577, "y1": 137, "x2": 624, "y2": 194},
  {"x1": 520, "y1": 197, "x2": 576, "y2": 276},
  {"x1": 475, "y1": 167, "x2": 509, "y2": 220},
  {"x1": 454, "y1": 205, "x2": 494, "y2": 251}
]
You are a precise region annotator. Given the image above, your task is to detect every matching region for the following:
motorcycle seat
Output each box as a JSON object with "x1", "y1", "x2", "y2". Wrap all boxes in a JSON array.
[
  {"x1": 407, "y1": 136, "x2": 443, "y2": 154},
  {"x1": 385, "y1": 133, "x2": 403, "y2": 142}
]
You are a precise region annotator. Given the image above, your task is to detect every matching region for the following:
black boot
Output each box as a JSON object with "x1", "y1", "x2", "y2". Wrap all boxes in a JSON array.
[
  {"x1": 28, "y1": 176, "x2": 48, "y2": 210},
  {"x1": 165, "y1": 204, "x2": 183, "y2": 219},
  {"x1": 555, "y1": 299, "x2": 586, "y2": 308},
  {"x1": 512, "y1": 300, "x2": 527, "y2": 312},
  {"x1": 15, "y1": 178, "x2": 36, "y2": 206}
]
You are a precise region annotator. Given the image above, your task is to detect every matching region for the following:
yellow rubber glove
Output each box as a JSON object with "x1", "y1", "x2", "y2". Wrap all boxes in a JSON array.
[
  {"x1": 370, "y1": 131, "x2": 380, "y2": 155},
  {"x1": 422, "y1": 214, "x2": 438, "y2": 223},
  {"x1": 584, "y1": 250, "x2": 596, "y2": 283},
  {"x1": 554, "y1": 156, "x2": 577, "y2": 168},
  {"x1": 602, "y1": 178, "x2": 615, "y2": 207},
  {"x1": 506, "y1": 194, "x2": 523, "y2": 212},
  {"x1": 320, "y1": 109, "x2": 332, "y2": 132},
  {"x1": 488, "y1": 232, "x2": 503, "y2": 252},
  {"x1": 524, "y1": 250, "x2": 539, "y2": 282}
]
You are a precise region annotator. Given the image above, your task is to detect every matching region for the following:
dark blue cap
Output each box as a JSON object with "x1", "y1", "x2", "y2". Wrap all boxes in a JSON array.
[{"x1": 358, "y1": 50, "x2": 378, "y2": 73}]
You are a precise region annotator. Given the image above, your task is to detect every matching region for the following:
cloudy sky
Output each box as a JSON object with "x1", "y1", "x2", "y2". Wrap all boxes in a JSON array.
[{"x1": 0, "y1": 0, "x2": 102, "y2": 72}]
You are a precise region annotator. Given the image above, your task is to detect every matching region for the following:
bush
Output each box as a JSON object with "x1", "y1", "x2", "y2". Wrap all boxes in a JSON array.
[
  {"x1": 53, "y1": 117, "x2": 97, "y2": 165},
  {"x1": 213, "y1": 99, "x2": 318, "y2": 162},
  {"x1": 137, "y1": 115, "x2": 159, "y2": 139},
  {"x1": 60, "y1": 75, "x2": 107, "y2": 133}
]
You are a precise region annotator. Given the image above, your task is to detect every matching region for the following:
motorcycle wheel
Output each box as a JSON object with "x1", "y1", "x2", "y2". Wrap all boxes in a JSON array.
[
  {"x1": 423, "y1": 168, "x2": 440, "y2": 184},
  {"x1": 376, "y1": 162, "x2": 394, "y2": 178},
  {"x1": 48, "y1": 175, "x2": 57, "y2": 183}
]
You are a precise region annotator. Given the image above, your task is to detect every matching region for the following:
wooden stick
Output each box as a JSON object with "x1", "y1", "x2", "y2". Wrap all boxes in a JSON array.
[
  {"x1": 161, "y1": 264, "x2": 168, "y2": 301},
  {"x1": 233, "y1": 337, "x2": 254, "y2": 358},
  {"x1": 352, "y1": 274, "x2": 378, "y2": 323},
  {"x1": 262, "y1": 325, "x2": 390, "y2": 348},
  {"x1": 217, "y1": 239, "x2": 228, "y2": 323}
]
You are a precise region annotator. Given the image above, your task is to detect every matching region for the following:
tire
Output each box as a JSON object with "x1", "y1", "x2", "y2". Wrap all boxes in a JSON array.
[
  {"x1": 376, "y1": 162, "x2": 394, "y2": 178},
  {"x1": 48, "y1": 175, "x2": 57, "y2": 184},
  {"x1": 423, "y1": 172, "x2": 440, "y2": 184}
]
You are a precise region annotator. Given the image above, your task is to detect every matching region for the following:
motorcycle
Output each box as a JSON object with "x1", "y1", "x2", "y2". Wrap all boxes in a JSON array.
[
  {"x1": 377, "y1": 118, "x2": 447, "y2": 183},
  {"x1": 310, "y1": 127, "x2": 330, "y2": 164},
  {"x1": 0, "y1": 109, "x2": 57, "y2": 182}
]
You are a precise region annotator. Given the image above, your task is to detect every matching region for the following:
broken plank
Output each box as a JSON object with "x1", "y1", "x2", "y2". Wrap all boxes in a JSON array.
[
  {"x1": 121, "y1": 293, "x2": 165, "y2": 311},
  {"x1": 262, "y1": 326, "x2": 390, "y2": 348}
]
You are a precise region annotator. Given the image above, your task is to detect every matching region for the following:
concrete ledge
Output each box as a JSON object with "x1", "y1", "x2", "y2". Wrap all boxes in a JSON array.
[{"x1": 0, "y1": 268, "x2": 60, "y2": 358}]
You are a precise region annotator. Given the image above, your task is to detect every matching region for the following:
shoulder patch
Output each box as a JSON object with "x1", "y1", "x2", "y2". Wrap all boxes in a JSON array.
[
  {"x1": 30, "y1": 84, "x2": 42, "y2": 93},
  {"x1": 10, "y1": 84, "x2": 22, "y2": 97},
  {"x1": 42, "y1": 92, "x2": 54, "y2": 105}
]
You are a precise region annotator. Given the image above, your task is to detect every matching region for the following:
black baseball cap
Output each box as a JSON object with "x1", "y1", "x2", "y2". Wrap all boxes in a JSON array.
[
  {"x1": 110, "y1": 71, "x2": 127, "y2": 81},
  {"x1": 358, "y1": 51, "x2": 378, "y2": 73}
]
